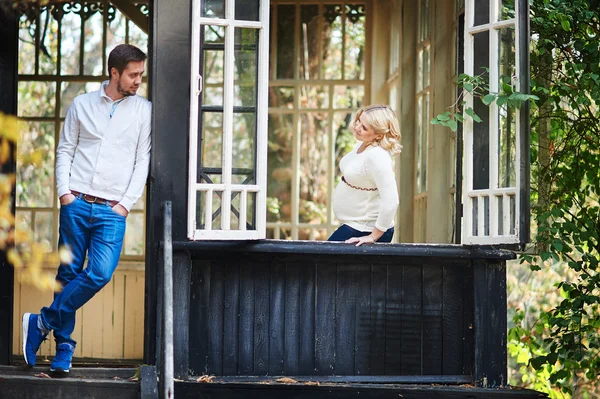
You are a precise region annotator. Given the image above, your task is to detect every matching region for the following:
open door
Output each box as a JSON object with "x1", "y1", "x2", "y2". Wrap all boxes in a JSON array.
[{"x1": 462, "y1": 0, "x2": 530, "y2": 245}]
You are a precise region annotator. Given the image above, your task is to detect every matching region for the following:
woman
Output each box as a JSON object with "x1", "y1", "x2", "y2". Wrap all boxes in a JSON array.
[{"x1": 328, "y1": 104, "x2": 402, "y2": 246}]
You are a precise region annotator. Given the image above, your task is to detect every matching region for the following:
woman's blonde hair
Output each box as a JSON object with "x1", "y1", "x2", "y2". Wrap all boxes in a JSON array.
[{"x1": 354, "y1": 104, "x2": 403, "y2": 155}]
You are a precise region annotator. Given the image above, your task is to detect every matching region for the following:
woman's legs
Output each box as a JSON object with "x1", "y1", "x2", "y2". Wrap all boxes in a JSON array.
[{"x1": 328, "y1": 225, "x2": 395, "y2": 242}]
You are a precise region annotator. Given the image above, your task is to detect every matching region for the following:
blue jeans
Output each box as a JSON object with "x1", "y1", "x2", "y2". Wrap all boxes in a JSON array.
[
  {"x1": 328, "y1": 224, "x2": 394, "y2": 243},
  {"x1": 40, "y1": 195, "x2": 126, "y2": 346}
]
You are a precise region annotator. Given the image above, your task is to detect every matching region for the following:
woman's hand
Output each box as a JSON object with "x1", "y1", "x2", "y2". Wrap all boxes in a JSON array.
[{"x1": 345, "y1": 235, "x2": 375, "y2": 246}]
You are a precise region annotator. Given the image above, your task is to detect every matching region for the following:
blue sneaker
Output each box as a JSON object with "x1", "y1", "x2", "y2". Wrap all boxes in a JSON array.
[
  {"x1": 22, "y1": 313, "x2": 48, "y2": 367},
  {"x1": 50, "y1": 342, "x2": 74, "y2": 374}
]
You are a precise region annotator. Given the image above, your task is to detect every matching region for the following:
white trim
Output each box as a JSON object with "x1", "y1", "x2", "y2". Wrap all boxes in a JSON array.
[{"x1": 188, "y1": 0, "x2": 202, "y2": 239}]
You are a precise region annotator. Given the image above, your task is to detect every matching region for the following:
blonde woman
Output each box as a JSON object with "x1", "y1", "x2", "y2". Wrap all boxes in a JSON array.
[{"x1": 328, "y1": 105, "x2": 401, "y2": 246}]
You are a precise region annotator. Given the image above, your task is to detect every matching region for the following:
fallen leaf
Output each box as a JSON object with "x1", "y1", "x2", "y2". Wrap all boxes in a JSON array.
[
  {"x1": 35, "y1": 372, "x2": 51, "y2": 379},
  {"x1": 304, "y1": 381, "x2": 319, "y2": 386},
  {"x1": 196, "y1": 375, "x2": 215, "y2": 383},
  {"x1": 275, "y1": 377, "x2": 298, "y2": 384}
]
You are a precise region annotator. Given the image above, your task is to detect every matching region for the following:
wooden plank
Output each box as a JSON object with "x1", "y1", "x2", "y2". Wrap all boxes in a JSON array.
[
  {"x1": 81, "y1": 282, "x2": 104, "y2": 358},
  {"x1": 223, "y1": 263, "x2": 240, "y2": 375},
  {"x1": 102, "y1": 274, "x2": 116, "y2": 358},
  {"x1": 207, "y1": 261, "x2": 224, "y2": 375},
  {"x1": 123, "y1": 271, "x2": 145, "y2": 360},
  {"x1": 474, "y1": 260, "x2": 507, "y2": 387},
  {"x1": 172, "y1": 253, "x2": 191, "y2": 378},
  {"x1": 401, "y1": 264, "x2": 422, "y2": 375},
  {"x1": 314, "y1": 263, "x2": 335, "y2": 376},
  {"x1": 462, "y1": 263, "x2": 474, "y2": 376},
  {"x1": 385, "y1": 264, "x2": 403, "y2": 375},
  {"x1": 354, "y1": 264, "x2": 371, "y2": 375},
  {"x1": 112, "y1": 271, "x2": 126, "y2": 359},
  {"x1": 253, "y1": 263, "x2": 270, "y2": 375},
  {"x1": 268, "y1": 261, "x2": 285, "y2": 375},
  {"x1": 189, "y1": 260, "x2": 213, "y2": 375},
  {"x1": 335, "y1": 264, "x2": 356, "y2": 375},
  {"x1": 442, "y1": 263, "x2": 466, "y2": 375},
  {"x1": 422, "y1": 264, "x2": 443, "y2": 375},
  {"x1": 239, "y1": 262, "x2": 255, "y2": 374},
  {"x1": 369, "y1": 264, "x2": 387, "y2": 375},
  {"x1": 11, "y1": 269, "x2": 21, "y2": 358},
  {"x1": 298, "y1": 263, "x2": 315, "y2": 375},
  {"x1": 283, "y1": 263, "x2": 301, "y2": 375}
]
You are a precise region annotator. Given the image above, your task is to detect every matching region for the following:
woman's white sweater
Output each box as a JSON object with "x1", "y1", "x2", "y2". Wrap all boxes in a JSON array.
[{"x1": 332, "y1": 143, "x2": 400, "y2": 232}]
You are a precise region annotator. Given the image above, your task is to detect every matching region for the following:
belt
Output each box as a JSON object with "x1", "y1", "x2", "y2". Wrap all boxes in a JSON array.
[{"x1": 71, "y1": 191, "x2": 119, "y2": 207}]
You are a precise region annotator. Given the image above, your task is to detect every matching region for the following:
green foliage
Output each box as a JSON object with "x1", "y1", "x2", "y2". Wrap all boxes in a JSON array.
[
  {"x1": 430, "y1": 72, "x2": 538, "y2": 132},
  {"x1": 507, "y1": 0, "x2": 600, "y2": 397}
]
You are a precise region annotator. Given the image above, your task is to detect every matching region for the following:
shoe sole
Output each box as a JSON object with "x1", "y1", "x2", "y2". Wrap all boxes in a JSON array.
[{"x1": 22, "y1": 313, "x2": 32, "y2": 367}]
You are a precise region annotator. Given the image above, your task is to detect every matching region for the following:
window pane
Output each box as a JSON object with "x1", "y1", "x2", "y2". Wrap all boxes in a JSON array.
[
  {"x1": 299, "y1": 113, "x2": 328, "y2": 224},
  {"x1": 203, "y1": 49, "x2": 224, "y2": 106},
  {"x1": 234, "y1": 28, "x2": 258, "y2": 107},
  {"x1": 34, "y1": 211, "x2": 54, "y2": 252},
  {"x1": 322, "y1": 4, "x2": 342, "y2": 80},
  {"x1": 205, "y1": 25, "x2": 225, "y2": 44},
  {"x1": 199, "y1": 112, "x2": 223, "y2": 175},
  {"x1": 39, "y1": 7, "x2": 58, "y2": 75},
  {"x1": 498, "y1": 27, "x2": 516, "y2": 188},
  {"x1": 83, "y1": 9, "x2": 104, "y2": 75},
  {"x1": 299, "y1": 4, "x2": 319, "y2": 80},
  {"x1": 417, "y1": 50, "x2": 423, "y2": 92},
  {"x1": 16, "y1": 122, "x2": 55, "y2": 208},
  {"x1": 333, "y1": 112, "x2": 354, "y2": 183},
  {"x1": 276, "y1": 5, "x2": 295, "y2": 79},
  {"x1": 333, "y1": 85, "x2": 364, "y2": 109},
  {"x1": 61, "y1": 10, "x2": 82, "y2": 75},
  {"x1": 474, "y1": 0, "x2": 490, "y2": 26},
  {"x1": 498, "y1": 0, "x2": 515, "y2": 20},
  {"x1": 496, "y1": 195, "x2": 504, "y2": 235},
  {"x1": 107, "y1": 9, "x2": 127, "y2": 61},
  {"x1": 471, "y1": 197, "x2": 479, "y2": 236},
  {"x1": 18, "y1": 81, "x2": 56, "y2": 117},
  {"x1": 269, "y1": 86, "x2": 294, "y2": 108},
  {"x1": 344, "y1": 4, "x2": 365, "y2": 80},
  {"x1": 202, "y1": 0, "x2": 225, "y2": 18},
  {"x1": 236, "y1": 0, "x2": 259, "y2": 21},
  {"x1": 18, "y1": 13, "x2": 36, "y2": 75},
  {"x1": 128, "y1": 19, "x2": 148, "y2": 54},
  {"x1": 419, "y1": 0, "x2": 430, "y2": 41},
  {"x1": 232, "y1": 113, "x2": 256, "y2": 170},
  {"x1": 267, "y1": 114, "x2": 293, "y2": 224},
  {"x1": 61, "y1": 81, "x2": 87, "y2": 117},
  {"x1": 472, "y1": 31, "x2": 490, "y2": 190},
  {"x1": 300, "y1": 85, "x2": 329, "y2": 109},
  {"x1": 124, "y1": 212, "x2": 144, "y2": 256},
  {"x1": 421, "y1": 93, "x2": 429, "y2": 192}
]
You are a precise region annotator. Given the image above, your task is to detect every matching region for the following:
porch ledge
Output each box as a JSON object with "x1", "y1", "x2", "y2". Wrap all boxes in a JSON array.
[{"x1": 169, "y1": 239, "x2": 516, "y2": 260}]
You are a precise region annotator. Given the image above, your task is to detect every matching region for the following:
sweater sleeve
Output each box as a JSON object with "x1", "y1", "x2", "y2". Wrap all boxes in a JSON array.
[{"x1": 365, "y1": 149, "x2": 399, "y2": 231}]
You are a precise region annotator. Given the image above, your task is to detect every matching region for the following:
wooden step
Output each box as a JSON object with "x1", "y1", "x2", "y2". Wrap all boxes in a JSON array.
[{"x1": 0, "y1": 366, "x2": 139, "y2": 399}]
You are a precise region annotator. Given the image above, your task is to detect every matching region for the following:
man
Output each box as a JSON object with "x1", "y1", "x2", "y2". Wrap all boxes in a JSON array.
[{"x1": 22, "y1": 44, "x2": 151, "y2": 374}]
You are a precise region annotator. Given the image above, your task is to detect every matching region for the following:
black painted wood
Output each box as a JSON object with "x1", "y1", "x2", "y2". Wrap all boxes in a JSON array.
[
  {"x1": 145, "y1": 0, "x2": 192, "y2": 364},
  {"x1": 140, "y1": 365, "x2": 158, "y2": 399},
  {"x1": 0, "y1": 5, "x2": 18, "y2": 367},
  {"x1": 173, "y1": 252, "x2": 191, "y2": 378},
  {"x1": 188, "y1": 252, "x2": 483, "y2": 380},
  {"x1": 474, "y1": 260, "x2": 507, "y2": 387}
]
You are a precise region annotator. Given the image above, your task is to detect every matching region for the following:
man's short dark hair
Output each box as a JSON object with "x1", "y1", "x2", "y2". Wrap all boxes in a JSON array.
[{"x1": 108, "y1": 44, "x2": 147, "y2": 75}]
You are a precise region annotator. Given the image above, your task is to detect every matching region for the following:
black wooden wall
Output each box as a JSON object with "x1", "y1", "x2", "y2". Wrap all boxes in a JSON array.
[{"x1": 189, "y1": 256, "x2": 474, "y2": 377}]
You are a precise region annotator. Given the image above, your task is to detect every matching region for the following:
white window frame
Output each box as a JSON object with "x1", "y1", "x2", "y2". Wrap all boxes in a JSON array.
[
  {"x1": 188, "y1": 0, "x2": 270, "y2": 240},
  {"x1": 462, "y1": 0, "x2": 526, "y2": 245}
]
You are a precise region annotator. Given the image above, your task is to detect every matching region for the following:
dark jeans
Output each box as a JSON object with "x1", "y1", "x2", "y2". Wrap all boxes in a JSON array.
[
  {"x1": 40, "y1": 195, "x2": 126, "y2": 346},
  {"x1": 328, "y1": 224, "x2": 394, "y2": 243}
]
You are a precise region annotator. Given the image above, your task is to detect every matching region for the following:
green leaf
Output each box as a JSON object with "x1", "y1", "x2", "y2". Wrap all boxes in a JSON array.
[
  {"x1": 465, "y1": 107, "x2": 482, "y2": 123},
  {"x1": 561, "y1": 18, "x2": 571, "y2": 31},
  {"x1": 552, "y1": 240, "x2": 564, "y2": 252},
  {"x1": 482, "y1": 94, "x2": 496, "y2": 105},
  {"x1": 447, "y1": 119, "x2": 458, "y2": 132},
  {"x1": 430, "y1": 118, "x2": 441, "y2": 125}
]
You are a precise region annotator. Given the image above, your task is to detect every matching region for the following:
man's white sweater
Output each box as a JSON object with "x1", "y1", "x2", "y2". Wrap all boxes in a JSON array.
[{"x1": 333, "y1": 143, "x2": 400, "y2": 232}]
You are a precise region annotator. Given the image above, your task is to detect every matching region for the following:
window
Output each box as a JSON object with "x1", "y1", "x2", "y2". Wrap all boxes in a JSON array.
[
  {"x1": 188, "y1": 0, "x2": 269, "y2": 239},
  {"x1": 414, "y1": 0, "x2": 431, "y2": 242},
  {"x1": 462, "y1": 0, "x2": 529, "y2": 244},
  {"x1": 16, "y1": 1, "x2": 149, "y2": 259},
  {"x1": 267, "y1": 1, "x2": 368, "y2": 240}
]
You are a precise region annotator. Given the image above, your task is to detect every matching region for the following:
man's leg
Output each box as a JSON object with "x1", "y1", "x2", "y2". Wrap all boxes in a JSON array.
[
  {"x1": 23, "y1": 198, "x2": 89, "y2": 367},
  {"x1": 49, "y1": 202, "x2": 126, "y2": 372}
]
